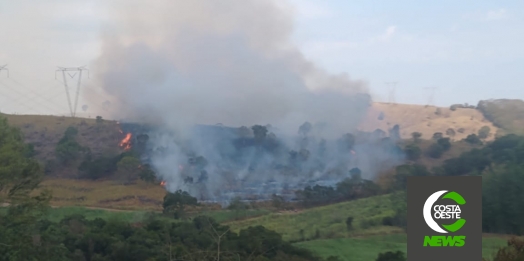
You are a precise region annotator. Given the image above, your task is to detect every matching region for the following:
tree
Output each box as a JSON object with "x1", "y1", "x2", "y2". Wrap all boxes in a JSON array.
[
  {"x1": 437, "y1": 137, "x2": 451, "y2": 151},
  {"x1": 446, "y1": 128, "x2": 456, "y2": 137},
  {"x1": 298, "y1": 122, "x2": 312, "y2": 136},
  {"x1": 138, "y1": 164, "x2": 156, "y2": 184},
  {"x1": 432, "y1": 132, "x2": 443, "y2": 140},
  {"x1": 478, "y1": 126, "x2": 491, "y2": 139},
  {"x1": 464, "y1": 134, "x2": 482, "y2": 144},
  {"x1": 116, "y1": 156, "x2": 142, "y2": 182},
  {"x1": 162, "y1": 190, "x2": 198, "y2": 219},
  {"x1": 252, "y1": 125, "x2": 268, "y2": 141},
  {"x1": 389, "y1": 125, "x2": 401, "y2": 140},
  {"x1": 95, "y1": 116, "x2": 103, "y2": 123},
  {"x1": 404, "y1": 144, "x2": 421, "y2": 161},
  {"x1": 411, "y1": 132, "x2": 422, "y2": 142},
  {"x1": 55, "y1": 126, "x2": 85, "y2": 165},
  {"x1": 0, "y1": 116, "x2": 57, "y2": 260}
]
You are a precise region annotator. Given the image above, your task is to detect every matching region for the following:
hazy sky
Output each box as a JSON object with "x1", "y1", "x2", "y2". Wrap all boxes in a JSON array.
[{"x1": 0, "y1": 0, "x2": 523, "y2": 116}]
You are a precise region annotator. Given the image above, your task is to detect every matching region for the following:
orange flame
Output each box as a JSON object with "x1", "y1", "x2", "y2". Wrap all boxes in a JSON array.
[
  {"x1": 120, "y1": 133, "x2": 132, "y2": 150},
  {"x1": 160, "y1": 181, "x2": 166, "y2": 186}
]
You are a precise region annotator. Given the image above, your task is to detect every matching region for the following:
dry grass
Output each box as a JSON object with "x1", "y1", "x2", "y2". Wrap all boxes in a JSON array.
[
  {"x1": 359, "y1": 103, "x2": 499, "y2": 141},
  {"x1": 38, "y1": 178, "x2": 166, "y2": 211}
]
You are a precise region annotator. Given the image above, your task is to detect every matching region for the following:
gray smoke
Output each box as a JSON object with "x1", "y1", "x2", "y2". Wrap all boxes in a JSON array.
[{"x1": 89, "y1": 0, "x2": 403, "y2": 201}]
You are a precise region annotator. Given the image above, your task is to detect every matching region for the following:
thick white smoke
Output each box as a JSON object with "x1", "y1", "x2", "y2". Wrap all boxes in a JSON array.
[{"x1": 88, "y1": 0, "x2": 402, "y2": 201}]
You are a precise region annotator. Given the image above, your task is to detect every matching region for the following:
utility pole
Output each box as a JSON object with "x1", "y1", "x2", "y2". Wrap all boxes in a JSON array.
[
  {"x1": 385, "y1": 82, "x2": 398, "y2": 104},
  {"x1": 0, "y1": 64, "x2": 8, "y2": 78},
  {"x1": 424, "y1": 86, "x2": 438, "y2": 106},
  {"x1": 55, "y1": 66, "x2": 89, "y2": 117}
]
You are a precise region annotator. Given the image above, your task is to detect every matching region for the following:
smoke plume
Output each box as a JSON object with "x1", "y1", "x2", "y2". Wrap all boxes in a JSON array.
[{"x1": 89, "y1": 0, "x2": 403, "y2": 201}]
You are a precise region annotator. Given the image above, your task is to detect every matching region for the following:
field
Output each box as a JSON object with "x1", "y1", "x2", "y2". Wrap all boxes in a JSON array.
[
  {"x1": 38, "y1": 178, "x2": 167, "y2": 211},
  {"x1": 294, "y1": 234, "x2": 509, "y2": 261},
  {"x1": 227, "y1": 195, "x2": 399, "y2": 241}
]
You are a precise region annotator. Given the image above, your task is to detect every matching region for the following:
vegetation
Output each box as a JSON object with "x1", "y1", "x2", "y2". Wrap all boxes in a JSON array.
[
  {"x1": 477, "y1": 99, "x2": 524, "y2": 135},
  {"x1": 55, "y1": 126, "x2": 87, "y2": 165},
  {"x1": 4, "y1": 105, "x2": 524, "y2": 260}
]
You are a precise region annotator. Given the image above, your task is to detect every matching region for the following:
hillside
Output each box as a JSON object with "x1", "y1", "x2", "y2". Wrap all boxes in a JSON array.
[
  {"x1": 358, "y1": 102, "x2": 498, "y2": 141},
  {"x1": 1, "y1": 113, "x2": 126, "y2": 177},
  {"x1": 477, "y1": 99, "x2": 524, "y2": 135}
]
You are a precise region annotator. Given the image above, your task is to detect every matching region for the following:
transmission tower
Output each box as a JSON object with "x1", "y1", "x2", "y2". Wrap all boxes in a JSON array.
[
  {"x1": 0, "y1": 64, "x2": 8, "y2": 78},
  {"x1": 55, "y1": 66, "x2": 89, "y2": 117},
  {"x1": 424, "y1": 86, "x2": 438, "y2": 106},
  {"x1": 385, "y1": 82, "x2": 398, "y2": 103}
]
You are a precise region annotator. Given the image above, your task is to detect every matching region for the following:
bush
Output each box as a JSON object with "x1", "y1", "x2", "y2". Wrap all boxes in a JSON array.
[
  {"x1": 478, "y1": 126, "x2": 491, "y2": 139},
  {"x1": 411, "y1": 132, "x2": 422, "y2": 142},
  {"x1": 432, "y1": 132, "x2": 443, "y2": 140},
  {"x1": 437, "y1": 137, "x2": 451, "y2": 151},
  {"x1": 464, "y1": 134, "x2": 482, "y2": 144},
  {"x1": 404, "y1": 144, "x2": 421, "y2": 161},
  {"x1": 346, "y1": 216, "x2": 354, "y2": 231}
]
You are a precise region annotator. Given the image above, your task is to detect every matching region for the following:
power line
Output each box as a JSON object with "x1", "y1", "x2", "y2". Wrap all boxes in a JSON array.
[
  {"x1": 424, "y1": 86, "x2": 438, "y2": 106},
  {"x1": 55, "y1": 66, "x2": 89, "y2": 117},
  {"x1": 0, "y1": 64, "x2": 8, "y2": 78},
  {"x1": 385, "y1": 82, "x2": 398, "y2": 104}
]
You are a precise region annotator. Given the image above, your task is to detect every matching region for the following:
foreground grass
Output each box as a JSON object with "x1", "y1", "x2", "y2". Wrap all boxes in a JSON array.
[
  {"x1": 295, "y1": 234, "x2": 509, "y2": 261},
  {"x1": 228, "y1": 195, "x2": 399, "y2": 241}
]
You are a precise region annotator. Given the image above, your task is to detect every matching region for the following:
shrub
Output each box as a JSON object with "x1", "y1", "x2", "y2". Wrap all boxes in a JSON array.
[
  {"x1": 478, "y1": 126, "x2": 491, "y2": 139},
  {"x1": 346, "y1": 216, "x2": 354, "y2": 231},
  {"x1": 437, "y1": 137, "x2": 451, "y2": 151},
  {"x1": 464, "y1": 134, "x2": 482, "y2": 144},
  {"x1": 404, "y1": 144, "x2": 421, "y2": 161}
]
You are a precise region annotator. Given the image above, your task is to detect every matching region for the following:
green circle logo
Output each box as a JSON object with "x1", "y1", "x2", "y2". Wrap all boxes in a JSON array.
[{"x1": 423, "y1": 190, "x2": 466, "y2": 233}]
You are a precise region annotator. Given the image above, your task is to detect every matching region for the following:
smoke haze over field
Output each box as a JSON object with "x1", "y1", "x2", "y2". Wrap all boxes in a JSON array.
[{"x1": 90, "y1": 0, "x2": 403, "y2": 200}]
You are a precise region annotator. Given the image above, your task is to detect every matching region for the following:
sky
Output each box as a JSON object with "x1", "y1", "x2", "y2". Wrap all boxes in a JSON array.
[{"x1": 0, "y1": 0, "x2": 523, "y2": 116}]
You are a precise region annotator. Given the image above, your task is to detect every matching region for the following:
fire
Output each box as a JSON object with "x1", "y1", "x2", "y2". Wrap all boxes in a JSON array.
[
  {"x1": 160, "y1": 181, "x2": 166, "y2": 186},
  {"x1": 120, "y1": 133, "x2": 132, "y2": 150}
]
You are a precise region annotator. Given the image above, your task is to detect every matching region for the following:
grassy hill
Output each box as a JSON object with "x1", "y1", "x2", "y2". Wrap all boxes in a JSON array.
[
  {"x1": 477, "y1": 99, "x2": 524, "y2": 135},
  {"x1": 358, "y1": 102, "x2": 498, "y2": 141},
  {"x1": 227, "y1": 194, "x2": 399, "y2": 241},
  {"x1": 226, "y1": 195, "x2": 509, "y2": 261},
  {"x1": 1, "y1": 113, "x2": 124, "y2": 178}
]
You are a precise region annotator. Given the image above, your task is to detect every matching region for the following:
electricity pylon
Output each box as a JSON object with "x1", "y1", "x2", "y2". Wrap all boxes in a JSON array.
[
  {"x1": 0, "y1": 64, "x2": 8, "y2": 78},
  {"x1": 55, "y1": 66, "x2": 89, "y2": 117},
  {"x1": 424, "y1": 86, "x2": 438, "y2": 106},
  {"x1": 385, "y1": 82, "x2": 398, "y2": 103}
]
